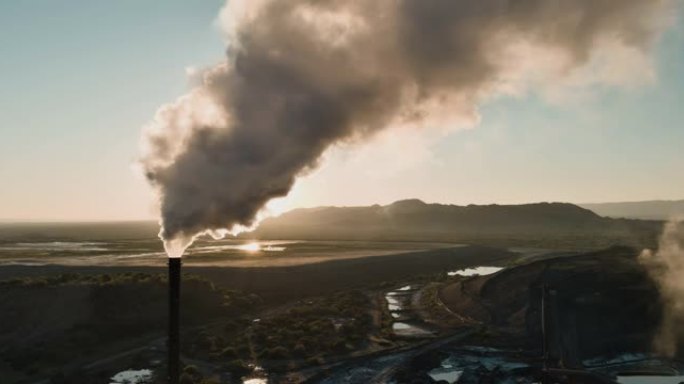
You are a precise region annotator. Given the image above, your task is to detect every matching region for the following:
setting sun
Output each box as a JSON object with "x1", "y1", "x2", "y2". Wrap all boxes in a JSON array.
[{"x1": 238, "y1": 242, "x2": 262, "y2": 253}]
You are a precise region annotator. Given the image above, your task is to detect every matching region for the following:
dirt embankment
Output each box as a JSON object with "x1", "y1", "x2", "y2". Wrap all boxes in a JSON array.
[
  {"x1": 0, "y1": 245, "x2": 513, "y2": 303},
  {"x1": 0, "y1": 245, "x2": 514, "y2": 383},
  {"x1": 440, "y1": 246, "x2": 662, "y2": 362}
]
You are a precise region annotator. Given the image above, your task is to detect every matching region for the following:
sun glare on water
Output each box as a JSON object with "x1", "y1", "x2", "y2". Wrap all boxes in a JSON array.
[{"x1": 238, "y1": 242, "x2": 262, "y2": 253}]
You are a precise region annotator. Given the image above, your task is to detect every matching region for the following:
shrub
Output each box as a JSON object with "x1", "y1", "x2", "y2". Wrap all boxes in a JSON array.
[
  {"x1": 220, "y1": 347, "x2": 238, "y2": 359},
  {"x1": 293, "y1": 343, "x2": 307, "y2": 356},
  {"x1": 264, "y1": 346, "x2": 290, "y2": 359},
  {"x1": 223, "y1": 359, "x2": 250, "y2": 376},
  {"x1": 179, "y1": 373, "x2": 196, "y2": 384}
]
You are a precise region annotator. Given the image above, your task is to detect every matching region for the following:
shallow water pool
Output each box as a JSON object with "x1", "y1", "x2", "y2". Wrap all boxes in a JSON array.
[
  {"x1": 448, "y1": 266, "x2": 503, "y2": 277},
  {"x1": 618, "y1": 376, "x2": 684, "y2": 384},
  {"x1": 110, "y1": 369, "x2": 153, "y2": 384}
]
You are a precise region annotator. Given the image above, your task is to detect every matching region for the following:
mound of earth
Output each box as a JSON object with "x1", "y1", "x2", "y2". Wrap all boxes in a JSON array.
[{"x1": 440, "y1": 246, "x2": 663, "y2": 364}]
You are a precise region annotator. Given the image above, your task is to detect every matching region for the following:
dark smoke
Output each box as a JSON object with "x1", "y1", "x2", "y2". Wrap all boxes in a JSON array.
[{"x1": 140, "y1": 0, "x2": 672, "y2": 256}]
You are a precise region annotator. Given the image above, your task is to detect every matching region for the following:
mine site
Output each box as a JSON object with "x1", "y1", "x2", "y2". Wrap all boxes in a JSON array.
[
  {"x1": 2, "y1": 201, "x2": 684, "y2": 384},
  {"x1": 2, "y1": 0, "x2": 684, "y2": 383}
]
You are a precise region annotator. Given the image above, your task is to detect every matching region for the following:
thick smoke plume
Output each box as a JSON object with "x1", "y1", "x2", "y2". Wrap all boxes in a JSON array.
[
  {"x1": 140, "y1": 0, "x2": 671, "y2": 256},
  {"x1": 640, "y1": 219, "x2": 684, "y2": 357}
]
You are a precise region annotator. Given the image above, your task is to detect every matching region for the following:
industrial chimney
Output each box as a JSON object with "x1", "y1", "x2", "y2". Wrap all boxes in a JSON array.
[{"x1": 168, "y1": 257, "x2": 181, "y2": 384}]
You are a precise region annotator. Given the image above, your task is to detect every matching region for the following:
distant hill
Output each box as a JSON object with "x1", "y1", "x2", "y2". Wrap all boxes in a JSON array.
[
  {"x1": 580, "y1": 200, "x2": 684, "y2": 220},
  {"x1": 0, "y1": 221, "x2": 159, "y2": 241},
  {"x1": 2, "y1": 199, "x2": 670, "y2": 247},
  {"x1": 253, "y1": 199, "x2": 659, "y2": 247}
]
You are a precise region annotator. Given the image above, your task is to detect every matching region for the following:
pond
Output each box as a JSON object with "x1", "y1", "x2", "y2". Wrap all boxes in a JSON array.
[
  {"x1": 448, "y1": 266, "x2": 503, "y2": 277},
  {"x1": 618, "y1": 376, "x2": 684, "y2": 384},
  {"x1": 384, "y1": 284, "x2": 435, "y2": 337},
  {"x1": 243, "y1": 379, "x2": 267, "y2": 384},
  {"x1": 242, "y1": 364, "x2": 268, "y2": 384},
  {"x1": 392, "y1": 322, "x2": 434, "y2": 337},
  {"x1": 423, "y1": 349, "x2": 534, "y2": 383},
  {"x1": 428, "y1": 365, "x2": 462, "y2": 384},
  {"x1": 110, "y1": 369, "x2": 153, "y2": 384},
  {"x1": 586, "y1": 353, "x2": 684, "y2": 383}
]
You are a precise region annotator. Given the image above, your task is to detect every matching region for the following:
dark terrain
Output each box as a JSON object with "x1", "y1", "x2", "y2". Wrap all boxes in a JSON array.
[
  {"x1": 0, "y1": 245, "x2": 513, "y2": 383},
  {"x1": 253, "y1": 200, "x2": 660, "y2": 248},
  {"x1": 440, "y1": 246, "x2": 663, "y2": 361},
  {"x1": 0, "y1": 203, "x2": 675, "y2": 384},
  {"x1": 0, "y1": 246, "x2": 511, "y2": 304}
]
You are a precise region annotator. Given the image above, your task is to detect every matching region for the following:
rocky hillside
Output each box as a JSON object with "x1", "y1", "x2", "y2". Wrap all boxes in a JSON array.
[{"x1": 253, "y1": 200, "x2": 658, "y2": 245}]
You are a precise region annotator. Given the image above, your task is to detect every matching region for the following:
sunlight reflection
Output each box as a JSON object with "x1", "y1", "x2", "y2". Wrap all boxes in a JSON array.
[{"x1": 238, "y1": 242, "x2": 262, "y2": 253}]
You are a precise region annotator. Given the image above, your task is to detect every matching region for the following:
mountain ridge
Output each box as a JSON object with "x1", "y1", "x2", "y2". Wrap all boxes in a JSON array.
[
  {"x1": 580, "y1": 199, "x2": 684, "y2": 220},
  {"x1": 252, "y1": 199, "x2": 653, "y2": 245}
]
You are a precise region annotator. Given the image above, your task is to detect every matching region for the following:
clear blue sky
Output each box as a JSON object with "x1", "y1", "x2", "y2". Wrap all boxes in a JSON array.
[{"x1": 1, "y1": 1, "x2": 683, "y2": 221}]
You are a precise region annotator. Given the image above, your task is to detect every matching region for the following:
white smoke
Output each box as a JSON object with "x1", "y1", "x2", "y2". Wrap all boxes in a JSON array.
[
  {"x1": 140, "y1": 0, "x2": 674, "y2": 256},
  {"x1": 639, "y1": 219, "x2": 684, "y2": 357}
]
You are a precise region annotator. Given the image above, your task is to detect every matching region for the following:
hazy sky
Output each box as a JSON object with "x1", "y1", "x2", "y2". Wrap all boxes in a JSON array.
[{"x1": 1, "y1": 1, "x2": 683, "y2": 222}]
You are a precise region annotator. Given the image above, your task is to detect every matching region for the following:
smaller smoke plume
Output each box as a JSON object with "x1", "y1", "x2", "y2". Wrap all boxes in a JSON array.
[{"x1": 639, "y1": 219, "x2": 684, "y2": 357}]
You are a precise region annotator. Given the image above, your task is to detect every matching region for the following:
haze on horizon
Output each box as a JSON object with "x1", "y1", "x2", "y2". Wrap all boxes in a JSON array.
[{"x1": 1, "y1": 1, "x2": 684, "y2": 223}]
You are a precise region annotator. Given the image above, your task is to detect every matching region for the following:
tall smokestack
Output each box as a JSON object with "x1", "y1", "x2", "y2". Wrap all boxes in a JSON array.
[{"x1": 168, "y1": 257, "x2": 181, "y2": 384}]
